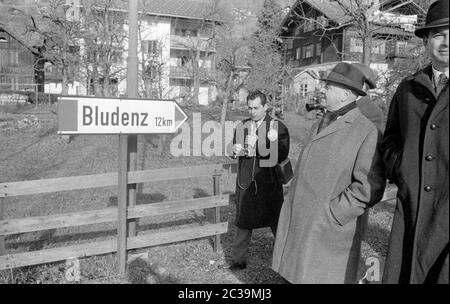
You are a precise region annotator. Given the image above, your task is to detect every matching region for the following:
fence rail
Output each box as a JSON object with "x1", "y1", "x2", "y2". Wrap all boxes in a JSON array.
[
  {"x1": 0, "y1": 163, "x2": 237, "y2": 271},
  {"x1": 0, "y1": 161, "x2": 396, "y2": 272}
]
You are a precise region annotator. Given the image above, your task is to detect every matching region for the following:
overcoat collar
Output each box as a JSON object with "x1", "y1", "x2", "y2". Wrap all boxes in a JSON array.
[
  {"x1": 311, "y1": 107, "x2": 361, "y2": 142},
  {"x1": 413, "y1": 65, "x2": 435, "y2": 95},
  {"x1": 413, "y1": 65, "x2": 449, "y2": 99},
  {"x1": 413, "y1": 65, "x2": 449, "y2": 117},
  {"x1": 243, "y1": 113, "x2": 272, "y2": 133}
]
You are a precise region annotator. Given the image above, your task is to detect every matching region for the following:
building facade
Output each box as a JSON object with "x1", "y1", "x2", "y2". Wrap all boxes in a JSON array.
[
  {"x1": 281, "y1": 0, "x2": 425, "y2": 95},
  {"x1": 40, "y1": 0, "x2": 218, "y2": 105},
  {"x1": 0, "y1": 27, "x2": 38, "y2": 92}
]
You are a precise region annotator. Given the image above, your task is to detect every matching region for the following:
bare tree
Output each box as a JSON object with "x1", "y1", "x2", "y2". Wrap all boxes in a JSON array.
[
  {"x1": 211, "y1": 24, "x2": 250, "y2": 126},
  {"x1": 247, "y1": 0, "x2": 292, "y2": 109},
  {"x1": 80, "y1": 0, "x2": 127, "y2": 97},
  {"x1": 288, "y1": 0, "x2": 425, "y2": 65},
  {"x1": 21, "y1": 0, "x2": 82, "y2": 95}
]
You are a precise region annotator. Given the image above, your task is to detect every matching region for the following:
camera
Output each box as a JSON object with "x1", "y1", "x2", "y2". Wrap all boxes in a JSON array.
[{"x1": 305, "y1": 96, "x2": 325, "y2": 112}]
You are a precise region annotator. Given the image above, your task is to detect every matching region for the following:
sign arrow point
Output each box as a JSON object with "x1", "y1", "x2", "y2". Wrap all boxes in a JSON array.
[{"x1": 174, "y1": 102, "x2": 188, "y2": 131}]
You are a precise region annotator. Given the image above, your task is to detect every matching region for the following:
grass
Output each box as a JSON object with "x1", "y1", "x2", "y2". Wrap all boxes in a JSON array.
[{"x1": 0, "y1": 103, "x2": 394, "y2": 284}]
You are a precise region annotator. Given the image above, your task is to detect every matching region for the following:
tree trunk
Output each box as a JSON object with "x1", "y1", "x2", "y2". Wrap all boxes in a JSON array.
[
  {"x1": 103, "y1": 68, "x2": 110, "y2": 97},
  {"x1": 362, "y1": 36, "x2": 372, "y2": 65},
  {"x1": 220, "y1": 94, "x2": 228, "y2": 127},
  {"x1": 220, "y1": 71, "x2": 235, "y2": 128},
  {"x1": 92, "y1": 63, "x2": 101, "y2": 97},
  {"x1": 61, "y1": 66, "x2": 69, "y2": 95}
]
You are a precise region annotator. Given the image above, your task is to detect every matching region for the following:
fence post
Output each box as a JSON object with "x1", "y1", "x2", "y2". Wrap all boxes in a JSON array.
[
  {"x1": 35, "y1": 85, "x2": 38, "y2": 109},
  {"x1": 0, "y1": 197, "x2": 5, "y2": 256},
  {"x1": 117, "y1": 135, "x2": 128, "y2": 276},
  {"x1": 212, "y1": 174, "x2": 222, "y2": 252}
]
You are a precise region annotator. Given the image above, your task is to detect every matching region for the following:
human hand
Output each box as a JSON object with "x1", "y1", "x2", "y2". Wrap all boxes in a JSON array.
[{"x1": 233, "y1": 144, "x2": 244, "y2": 155}]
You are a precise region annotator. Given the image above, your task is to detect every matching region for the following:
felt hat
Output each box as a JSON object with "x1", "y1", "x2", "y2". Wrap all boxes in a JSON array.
[
  {"x1": 320, "y1": 62, "x2": 367, "y2": 96},
  {"x1": 352, "y1": 62, "x2": 377, "y2": 89},
  {"x1": 414, "y1": 0, "x2": 449, "y2": 38}
]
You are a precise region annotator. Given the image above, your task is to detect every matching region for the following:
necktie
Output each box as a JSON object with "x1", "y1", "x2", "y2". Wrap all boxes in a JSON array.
[{"x1": 436, "y1": 73, "x2": 448, "y2": 95}]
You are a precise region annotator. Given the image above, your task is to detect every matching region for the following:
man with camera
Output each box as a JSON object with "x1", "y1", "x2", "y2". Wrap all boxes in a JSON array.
[
  {"x1": 272, "y1": 62, "x2": 386, "y2": 283},
  {"x1": 219, "y1": 90, "x2": 290, "y2": 271}
]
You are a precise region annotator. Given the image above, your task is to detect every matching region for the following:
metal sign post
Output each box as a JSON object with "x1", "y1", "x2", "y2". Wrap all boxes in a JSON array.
[{"x1": 126, "y1": 0, "x2": 139, "y2": 247}]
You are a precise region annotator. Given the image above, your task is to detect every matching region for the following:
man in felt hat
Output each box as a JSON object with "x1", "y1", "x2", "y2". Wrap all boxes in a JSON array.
[
  {"x1": 272, "y1": 62, "x2": 386, "y2": 283},
  {"x1": 381, "y1": 0, "x2": 449, "y2": 284},
  {"x1": 352, "y1": 62, "x2": 384, "y2": 132}
]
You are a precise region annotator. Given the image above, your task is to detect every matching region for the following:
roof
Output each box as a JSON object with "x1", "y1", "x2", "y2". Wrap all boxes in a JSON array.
[
  {"x1": 0, "y1": 26, "x2": 39, "y2": 54},
  {"x1": 0, "y1": 0, "x2": 219, "y2": 50},
  {"x1": 114, "y1": 0, "x2": 220, "y2": 21},
  {"x1": 284, "y1": 0, "x2": 425, "y2": 26}
]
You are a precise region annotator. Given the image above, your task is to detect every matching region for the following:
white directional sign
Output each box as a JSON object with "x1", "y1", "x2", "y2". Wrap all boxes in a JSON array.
[{"x1": 58, "y1": 96, "x2": 188, "y2": 134}]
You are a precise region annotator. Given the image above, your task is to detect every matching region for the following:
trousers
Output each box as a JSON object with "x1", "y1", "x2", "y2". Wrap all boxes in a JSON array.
[{"x1": 232, "y1": 224, "x2": 278, "y2": 263}]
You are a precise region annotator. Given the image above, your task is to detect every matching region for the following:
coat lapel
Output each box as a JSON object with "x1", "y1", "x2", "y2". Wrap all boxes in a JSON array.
[
  {"x1": 431, "y1": 85, "x2": 449, "y2": 120},
  {"x1": 413, "y1": 65, "x2": 436, "y2": 98},
  {"x1": 413, "y1": 65, "x2": 449, "y2": 119},
  {"x1": 311, "y1": 108, "x2": 360, "y2": 142}
]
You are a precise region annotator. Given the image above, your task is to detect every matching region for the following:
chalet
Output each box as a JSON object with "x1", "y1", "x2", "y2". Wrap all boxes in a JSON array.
[
  {"x1": 280, "y1": 0, "x2": 426, "y2": 94},
  {"x1": 0, "y1": 27, "x2": 41, "y2": 94}
]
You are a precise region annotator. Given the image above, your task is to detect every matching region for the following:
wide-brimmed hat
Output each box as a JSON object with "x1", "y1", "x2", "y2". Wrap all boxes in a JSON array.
[
  {"x1": 415, "y1": 0, "x2": 449, "y2": 38},
  {"x1": 352, "y1": 62, "x2": 377, "y2": 89},
  {"x1": 320, "y1": 62, "x2": 367, "y2": 96}
]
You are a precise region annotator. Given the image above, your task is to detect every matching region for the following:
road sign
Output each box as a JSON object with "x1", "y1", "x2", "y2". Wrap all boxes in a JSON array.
[{"x1": 58, "y1": 96, "x2": 188, "y2": 134}]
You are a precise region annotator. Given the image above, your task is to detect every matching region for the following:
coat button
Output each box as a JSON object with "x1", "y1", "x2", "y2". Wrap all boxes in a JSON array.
[
  {"x1": 430, "y1": 124, "x2": 438, "y2": 130},
  {"x1": 425, "y1": 155, "x2": 435, "y2": 161},
  {"x1": 424, "y1": 186, "x2": 433, "y2": 192}
]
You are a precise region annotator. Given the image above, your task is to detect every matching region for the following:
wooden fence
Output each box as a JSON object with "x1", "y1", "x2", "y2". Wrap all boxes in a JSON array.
[
  {"x1": 0, "y1": 163, "x2": 237, "y2": 271},
  {"x1": 0, "y1": 160, "x2": 397, "y2": 273}
]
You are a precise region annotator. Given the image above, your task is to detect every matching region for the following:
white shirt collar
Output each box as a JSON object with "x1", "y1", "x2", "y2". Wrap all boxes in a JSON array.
[{"x1": 432, "y1": 66, "x2": 449, "y2": 87}]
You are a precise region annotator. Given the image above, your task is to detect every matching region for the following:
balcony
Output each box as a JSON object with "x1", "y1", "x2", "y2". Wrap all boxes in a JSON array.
[
  {"x1": 169, "y1": 66, "x2": 213, "y2": 80},
  {"x1": 170, "y1": 35, "x2": 215, "y2": 52},
  {"x1": 170, "y1": 66, "x2": 191, "y2": 79}
]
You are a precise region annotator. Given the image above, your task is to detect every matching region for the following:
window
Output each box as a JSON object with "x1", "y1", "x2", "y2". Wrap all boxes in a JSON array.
[
  {"x1": 350, "y1": 37, "x2": 364, "y2": 53},
  {"x1": 44, "y1": 62, "x2": 53, "y2": 73},
  {"x1": 316, "y1": 43, "x2": 321, "y2": 57},
  {"x1": 9, "y1": 50, "x2": 18, "y2": 65},
  {"x1": 300, "y1": 83, "x2": 308, "y2": 96},
  {"x1": 296, "y1": 47, "x2": 302, "y2": 60},
  {"x1": 68, "y1": 45, "x2": 80, "y2": 55},
  {"x1": 173, "y1": 28, "x2": 198, "y2": 37},
  {"x1": 302, "y1": 44, "x2": 314, "y2": 58},
  {"x1": 143, "y1": 40, "x2": 159, "y2": 56},
  {"x1": 303, "y1": 18, "x2": 315, "y2": 32},
  {"x1": 372, "y1": 40, "x2": 386, "y2": 55},
  {"x1": 317, "y1": 16, "x2": 328, "y2": 27},
  {"x1": 0, "y1": 36, "x2": 7, "y2": 43},
  {"x1": 396, "y1": 41, "x2": 408, "y2": 55},
  {"x1": 286, "y1": 39, "x2": 293, "y2": 50},
  {"x1": 111, "y1": 49, "x2": 123, "y2": 64}
]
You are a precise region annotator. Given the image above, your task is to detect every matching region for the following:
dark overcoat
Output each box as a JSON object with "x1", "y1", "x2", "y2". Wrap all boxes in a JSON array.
[
  {"x1": 381, "y1": 65, "x2": 449, "y2": 284},
  {"x1": 234, "y1": 113, "x2": 289, "y2": 229},
  {"x1": 272, "y1": 108, "x2": 386, "y2": 283}
]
